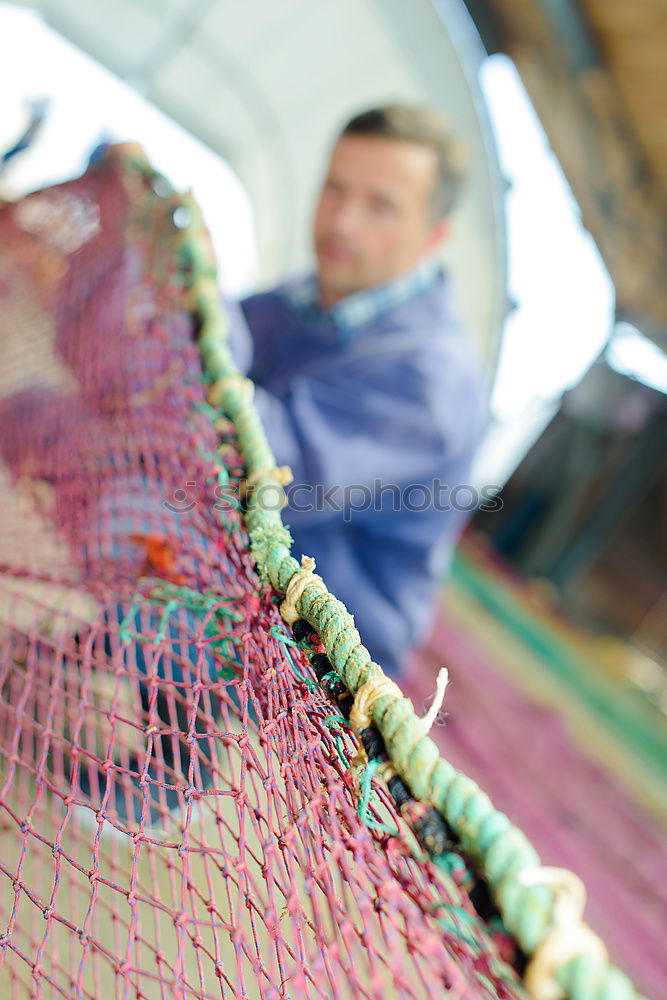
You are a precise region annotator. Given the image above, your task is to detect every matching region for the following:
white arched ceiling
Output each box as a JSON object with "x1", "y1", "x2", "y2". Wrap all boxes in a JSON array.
[{"x1": 10, "y1": 0, "x2": 507, "y2": 362}]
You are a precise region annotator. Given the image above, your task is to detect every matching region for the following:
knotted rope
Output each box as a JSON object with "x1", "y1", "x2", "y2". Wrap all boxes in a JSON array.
[
  {"x1": 280, "y1": 555, "x2": 329, "y2": 625},
  {"x1": 348, "y1": 668, "x2": 450, "y2": 778},
  {"x1": 520, "y1": 868, "x2": 607, "y2": 1000},
  {"x1": 207, "y1": 374, "x2": 254, "y2": 407},
  {"x1": 239, "y1": 465, "x2": 293, "y2": 506}
]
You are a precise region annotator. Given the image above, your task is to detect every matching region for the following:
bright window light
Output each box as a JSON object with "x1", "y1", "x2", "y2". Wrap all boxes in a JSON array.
[
  {"x1": 480, "y1": 55, "x2": 615, "y2": 421},
  {"x1": 0, "y1": 3, "x2": 258, "y2": 295},
  {"x1": 607, "y1": 323, "x2": 667, "y2": 396}
]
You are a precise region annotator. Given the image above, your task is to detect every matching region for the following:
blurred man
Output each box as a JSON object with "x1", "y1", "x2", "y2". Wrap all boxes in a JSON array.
[{"x1": 231, "y1": 104, "x2": 487, "y2": 677}]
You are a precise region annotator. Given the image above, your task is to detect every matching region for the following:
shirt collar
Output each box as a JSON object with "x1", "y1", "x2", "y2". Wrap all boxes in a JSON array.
[{"x1": 284, "y1": 258, "x2": 441, "y2": 342}]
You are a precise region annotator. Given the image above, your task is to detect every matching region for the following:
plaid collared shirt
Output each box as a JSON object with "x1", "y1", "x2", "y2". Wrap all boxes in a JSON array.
[{"x1": 283, "y1": 258, "x2": 442, "y2": 342}]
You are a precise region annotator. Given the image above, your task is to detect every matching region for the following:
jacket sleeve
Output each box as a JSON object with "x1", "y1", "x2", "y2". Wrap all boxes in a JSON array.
[{"x1": 251, "y1": 347, "x2": 486, "y2": 527}]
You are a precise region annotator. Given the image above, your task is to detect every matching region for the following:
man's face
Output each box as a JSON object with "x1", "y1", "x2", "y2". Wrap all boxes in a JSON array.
[{"x1": 313, "y1": 134, "x2": 446, "y2": 306}]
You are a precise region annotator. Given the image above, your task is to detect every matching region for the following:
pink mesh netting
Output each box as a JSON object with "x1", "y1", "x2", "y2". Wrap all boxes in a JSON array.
[{"x1": 0, "y1": 150, "x2": 525, "y2": 999}]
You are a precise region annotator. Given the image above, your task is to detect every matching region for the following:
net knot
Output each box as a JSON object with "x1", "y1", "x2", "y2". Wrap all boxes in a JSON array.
[
  {"x1": 519, "y1": 866, "x2": 607, "y2": 1000},
  {"x1": 280, "y1": 556, "x2": 328, "y2": 625}
]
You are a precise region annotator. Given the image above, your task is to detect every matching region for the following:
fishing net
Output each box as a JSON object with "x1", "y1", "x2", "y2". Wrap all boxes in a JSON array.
[{"x1": 0, "y1": 148, "x2": 646, "y2": 1000}]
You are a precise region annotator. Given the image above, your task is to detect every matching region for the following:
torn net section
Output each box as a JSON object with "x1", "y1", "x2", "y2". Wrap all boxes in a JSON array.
[{"x1": 0, "y1": 152, "x2": 524, "y2": 999}]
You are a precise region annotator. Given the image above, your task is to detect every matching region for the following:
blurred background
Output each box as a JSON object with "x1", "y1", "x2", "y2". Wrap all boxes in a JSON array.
[{"x1": 1, "y1": 1, "x2": 666, "y2": 995}]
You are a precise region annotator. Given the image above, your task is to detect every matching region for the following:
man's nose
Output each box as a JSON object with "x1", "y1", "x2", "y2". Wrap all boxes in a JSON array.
[{"x1": 329, "y1": 198, "x2": 362, "y2": 236}]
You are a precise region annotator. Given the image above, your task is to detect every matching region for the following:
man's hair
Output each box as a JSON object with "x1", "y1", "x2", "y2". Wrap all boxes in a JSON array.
[{"x1": 340, "y1": 103, "x2": 467, "y2": 220}]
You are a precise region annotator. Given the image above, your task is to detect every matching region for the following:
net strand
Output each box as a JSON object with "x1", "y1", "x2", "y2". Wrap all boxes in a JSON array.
[{"x1": 0, "y1": 144, "x2": 646, "y2": 1000}]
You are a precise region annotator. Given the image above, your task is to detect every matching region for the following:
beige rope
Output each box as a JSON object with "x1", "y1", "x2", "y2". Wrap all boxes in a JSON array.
[
  {"x1": 280, "y1": 555, "x2": 329, "y2": 625},
  {"x1": 347, "y1": 667, "x2": 449, "y2": 777},
  {"x1": 419, "y1": 667, "x2": 449, "y2": 734},
  {"x1": 524, "y1": 923, "x2": 607, "y2": 1000},
  {"x1": 239, "y1": 465, "x2": 293, "y2": 505},
  {"x1": 519, "y1": 867, "x2": 607, "y2": 1000},
  {"x1": 207, "y1": 375, "x2": 254, "y2": 408},
  {"x1": 348, "y1": 674, "x2": 403, "y2": 776},
  {"x1": 349, "y1": 675, "x2": 404, "y2": 735}
]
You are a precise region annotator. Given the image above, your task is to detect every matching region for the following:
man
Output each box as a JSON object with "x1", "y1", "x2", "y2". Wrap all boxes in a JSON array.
[{"x1": 230, "y1": 104, "x2": 487, "y2": 677}]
